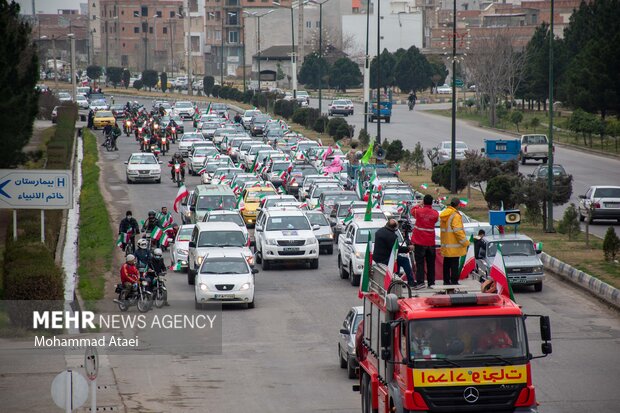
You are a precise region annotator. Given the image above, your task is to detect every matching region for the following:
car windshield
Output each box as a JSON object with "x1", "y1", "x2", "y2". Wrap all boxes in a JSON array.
[
  {"x1": 324, "y1": 193, "x2": 358, "y2": 205},
  {"x1": 246, "y1": 190, "x2": 276, "y2": 203},
  {"x1": 175, "y1": 102, "x2": 192, "y2": 108},
  {"x1": 594, "y1": 188, "x2": 620, "y2": 198},
  {"x1": 197, "y1": 230, "x2": 246, "y2": 247},
  {"x1": 196, "y1": 195, "x2": 237, "y2": 210},
  {"x1": 249, "y1": 146, "x2": 270, "y2": 155},
  {"x1": 311, "y1": 186, "x2": 341, "y2": 198},
  {"x1": 271, "y1": 162, "x2": 290, "y2": 171},
  {"x1": 206, "y1": 213, "x2": 244, "y2": 226},
  {"x1": 383, "y1": 193, "x2": 411, "y2": 202},
  {"x1": 338, "y1": 203, "x2": 366, "y2": 217},
  {"x1": 266, "y1": 216, "x2": 311, "y2": 231},
  {"x1": 96, "y1": 111, "x2": 113, "y2": 117},
  {"x1": 537, "y1": 166, "x2": 566, "y2": 177},
  {"x1": 443, "y1": 142, "x2": 467, "y2": 149},
  {"x1": 264, "y1": 197, "x2": 295, "y2": 207},
  {"x1": 333, "y1": 100, "x2": 347, "y2": 105},
  {"x1": 487, "y1": 241, "x2": 535, "y2": 257},
  {"x1": 254, "y1": 116, "x2": 270, "y2": 123},
  {"x1": 408, "y1": 316, "x2": 527, "y2": 363},
  {"x1": 177, "y1": 227, "x2": 193, "y2": 242},
  {"x1": 193, "y1": 149, "x2": 213, "y2": 156},
  {"x1": 129, "y1": 155, "x2": 157, "y2": 164},
  {"x1": 244, "y1": 110, "x2": 260, "y2": 117},
  {"x1": 306, "y1": 213, "x2": 329, "y2": 226},
  {"x1": 200, "y1": 257, "x2": 248, "y2": 274},
  {"x1": 523, "y1": 135, "x2": 547, "y2": 144}
]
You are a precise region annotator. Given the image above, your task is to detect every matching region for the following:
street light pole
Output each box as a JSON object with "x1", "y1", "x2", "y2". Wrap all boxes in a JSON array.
[
  {"x1": 105, "y1": 20, "x2": 109, "y2": 68},
  {"x1": 449, "y1": 0, "x2": 457, "y2": 194},
  {"x1": 52, "y1": 35, "x2": 58, "y2": 92},
  {"x1": 317, "y1": 0, "x2": 330, "y2": 116},
  {"x1": 242, "y1": 17, "x2": 246, "y2": 93},
  {"x1": 291, "y1": 6, "x2": 296, "y2": 99},
  {"x1": 258, "y1": 14, "x2": 262, "y2": 93},
  {"x1": 546, "y1": 0, "x2": 555, "y2": 232},
  {"x1": 376, "y1": 0, "x2": 381, "y2": 145},
  {"x1": 69, "y1": 34, "x2": 76, "y2": 101},
  {"x1": 363, "y1": 0, "x2": 371, "y2": 133},
  {"x1": 221, "y1": 11, "x2": 225, "y2": 86}
]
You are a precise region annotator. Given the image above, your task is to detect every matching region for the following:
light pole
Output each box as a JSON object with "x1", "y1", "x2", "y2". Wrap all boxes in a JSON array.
[
  {"x1": 450, "y1": 0, "x2": 457, "y2": 194},
  {"x1": 52, "y1": 35, "x2": 58, "y2": 91},
  {"x1": 363, "y1": 0, "x2": 371, "y2": 133},
  {"x1": 273, "y1": 1, "x2": 308, "y2": 99},
  {"x1": 310, "y1": 0, "x2": 330, "y2": 116},
  {"x1": 375, "y1": 0, "x2": 382, "y2": 145},
  {"x1": 546, "y1": 0, "x2": 555, "y2": 232},
  {"x1": 69, "y1": 33, "x2": 76, "y2": 101},
  {"x1": 245, "y1": 10, "x2": 274, "y2": 93},
  {"x1": 182, "y1": 1, "x2": 193, "y2": 96},
  {"x1": 152, "y1": 15, "x2": 160, "y2": 70}
]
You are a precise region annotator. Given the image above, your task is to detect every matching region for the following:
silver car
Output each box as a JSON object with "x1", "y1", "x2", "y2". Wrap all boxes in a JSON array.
[
  {"x1": 178, "y1": 133, "x2": 206, "y2": 156},
  {"x1": 435, "y1": 140, "x2": 468, "y2": 165},
  {"x1": 338, "y1": 306, "x2": 363, "y2": 379},
  {"x1": 578, "y1": 185, "x2": 620, "y2": 223},
  {"x1": 304, "y1": 211, "x2": 334, "y2": 254},
  {"x1": 170, "y1": 224, "x2": 194, "y2": 272}
]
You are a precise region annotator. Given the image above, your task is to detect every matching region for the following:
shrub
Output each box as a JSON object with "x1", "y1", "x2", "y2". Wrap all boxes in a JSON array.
[
  {"x1": 386, "y1": 139, "x2": 404, "y2": 162},
  {"x1": 510, "y1": 111, "x2": 524, "y2": 131},
  {"x1": 327, "y1": 117, "x2": 349, "y2": 137},
  {"x1": 305, "y1": 108, "x2": 320, "y2": 130},
  {"x1": 212, "y1": 84, "x2": 221, "y2": 97},
  {"x1": 160, "y1": 72, "x2": 168, "y2": 92},
  {"x1": 313, "y1": 116, "x2": 329, "y2": 133},
  {"x1": 242, "y1": 90, "x2": 254, "y2": 104},
  {"x1": 484, "y1": 174, "x2": 520, "y2": 209},
  {"x1": 274, "y1": 99, "x2": 297, "y2": 119},
  {"x1": 203, "y1": 76, "x2": 215, "y2": 96},
  {"x1": 603, "y1": 227, "x2": 620, "y2": 261},
  {"x1": 292, "y1": 108, "x2": 310, "y2": 126},
  {"x1": 557, "y1": 203, "x2": 581, "y2": 240},
  {"x1": 431, "y1": 160, "x2": 467, "y2": 193},
  {"x1": 133, "y1": 79, "x2": 143, "y2": 90},
  {"x1": 358, "y1": 128, "x2": 370, "y2": 147}
]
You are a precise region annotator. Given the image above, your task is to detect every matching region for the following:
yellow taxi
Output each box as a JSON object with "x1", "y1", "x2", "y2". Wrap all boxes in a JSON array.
[
  {"x1": 241, "y1": 185, "x2": 277, "y2": 226},
  {"x1": 93, "y1": 110, "x2": 116, "y2": 129}
]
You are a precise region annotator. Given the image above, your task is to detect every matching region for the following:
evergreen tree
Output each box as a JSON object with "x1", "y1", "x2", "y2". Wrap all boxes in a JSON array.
[
  {"x1": 0, "y1": 0, "x2": 40, "y2": 167},
  {"x1": 557, "y1": 203, "x2": 581, "y2": 240},
  {"x1": 106, "y1": 67, "x2": 123, "y2": 88},
  {"x1": 203, "y1": 76, "x2": 215, "y2": 96},
  {"x1": 160, "y1": 72, "x2": 168, "y2": 92},
  {"x1": 122, "y1": 69, "x2": 130, "y2": 89},
  {"x1": 369, "y1": 48, "x2": 396, "y2": 92},
  {"x1": 394, "y1": 46, "x2": 432, "y2": 93},
  {"x1": 141, "y1": 70, "x2": 158, "y2": 91},
  {"x1": 328, "y1": 57, "x2": 362, "y2": 93},
  {"x1": 86, "y1": 65, "x2": 103, "y2": 83},
  {"x1": 298, "y1": 52, "x2": 330, "y2": 89}
]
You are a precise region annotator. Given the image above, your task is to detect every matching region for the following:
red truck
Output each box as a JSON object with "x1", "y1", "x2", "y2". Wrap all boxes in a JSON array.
[{"x1": 354, "y1": 264, "x2": 552, "y2": 413}]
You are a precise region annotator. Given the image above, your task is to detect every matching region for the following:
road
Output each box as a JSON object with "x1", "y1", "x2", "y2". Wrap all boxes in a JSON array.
[
  {"x1": 90, "y1": 101, "x2": 620, "y2": 413},
  {"x1": 314, "y1": 98, "x2": 620, "y2": 239}
]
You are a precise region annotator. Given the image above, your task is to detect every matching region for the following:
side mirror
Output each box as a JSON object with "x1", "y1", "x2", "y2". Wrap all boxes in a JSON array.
[
  {"x1": 251, "y1": 268, "x2": 259, "y2": 274},
  {"x1": 312, "y1": 224, "x2": 321, "y2": 231},
  {"x1": 480, "y1": 147, "x2": 485, "y2": 153},
  {"x1": 578, "y1": 195, "x2": 586, "y2": 199},
  {"x1": 330, "y1": 221, "x2": 336, "y2": 227},
  {"x1": 189, "y1": 241, "x2": 196, "y2": 248},
  {"x1": 339, "y1": 328, "x2": 350, "y2": 335},
  {"x1": 255, "y1": 225, "x2": 263, "y2": 232},
  {"x1": 540, "y1": 315, "x2": 551, "y2": 341},
  {"x1": 124, "y1": 161, "x2": 128, "y2": 164},
  {"x1": 542, "y1": 342, "x2": 553, "y2": 355}
]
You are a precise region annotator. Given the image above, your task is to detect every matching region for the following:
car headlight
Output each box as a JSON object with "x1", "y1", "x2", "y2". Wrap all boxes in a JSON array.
[
  {"x1": 184, "y1": 211, "x2": 191, "y2": 217},
  {"x1": 384, "y1": 211, "x2": 393, "y2": 217},
  {"x1": 199, "y1": 283, "x2": 208, "y2": 291},
  {"x1": 196, "y1": 256, "x2": 204, "y2": 265},
  {"x1": 266, "y1": 239, "x2": 278, "y2": 245},
  {"x1": 239, "y1": 282, "x2": 251, "y2": 291},
  {"x1": 177, "y1": 249, "x2": 188, "y2": 255},
  {"x1": 532, "y1": 266, "x2": 543, "y2": 273},
  {"x1": 326, "y1": 233, "x2": 334, "y2": 239},
  {"x1": 291, "y1": 182, "x2": 299, "y2": 187},
  {"x1": 306, "y1": 237, "x2": 317, "y2": 245},
  {"x1": 355, "y1": 251, "x2": 363, "y2": 259}
]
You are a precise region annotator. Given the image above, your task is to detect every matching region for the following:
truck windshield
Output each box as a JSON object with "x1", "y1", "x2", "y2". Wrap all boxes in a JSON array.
[
  {"x1": 409, "y1": 316, "x2": 527, "y2": 362},
  {"x1": 487, "y1": 241, "x2": 535, "y2": 257},
  {"x1": 523, "y1": 135, "x2": 547, "y2": 144}
]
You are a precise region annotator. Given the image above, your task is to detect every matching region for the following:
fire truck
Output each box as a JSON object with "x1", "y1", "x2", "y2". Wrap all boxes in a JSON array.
[{"x1": 354, "y1": 263, "x2": 552, "y2": 413}]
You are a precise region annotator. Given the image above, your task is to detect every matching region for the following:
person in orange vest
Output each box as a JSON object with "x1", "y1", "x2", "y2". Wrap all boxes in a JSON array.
[
  {"x1": 411, "y1": 194, "x2": 439, "y2": 288},
  {"x1": 439, "y1": 198, "x2": 470, "y2": 285}
]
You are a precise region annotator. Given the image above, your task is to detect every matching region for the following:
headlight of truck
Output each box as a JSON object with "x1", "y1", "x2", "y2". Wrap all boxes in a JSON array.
[
  {"x1": 532, "y1": 266, "x2": 543, "y2": 273},
  {"x1": 266, "y1": 239, "x2": 278, "y2": 245},
  {"x1": 306, "y1": 237, "x2": 317, "y2": 245},
  {"x1": 239, "y1": 283, "x2": 251, "y2": 291},
  {"x1": 291, "y1": 182, "x2": 299, "y2": 187},
  {"x1": 199, "y1": 283, "x2": 208, "y2": 291},
  {"x1": 355, "y1": 251, "x2": 364, "y2": 259}
]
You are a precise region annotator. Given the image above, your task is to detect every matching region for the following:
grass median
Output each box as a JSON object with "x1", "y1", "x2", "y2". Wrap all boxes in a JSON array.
[{"x1": 78, "y1": 129, "x2": 114, "y2": 301}]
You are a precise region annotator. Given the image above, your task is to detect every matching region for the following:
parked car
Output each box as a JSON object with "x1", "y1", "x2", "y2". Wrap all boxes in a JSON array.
[
  {"x1": 338, "y1": 306, "x2": 363, "y2": 379},
  {"x1": 578, "y1": 185, "x2": 620, "y2": 223}
]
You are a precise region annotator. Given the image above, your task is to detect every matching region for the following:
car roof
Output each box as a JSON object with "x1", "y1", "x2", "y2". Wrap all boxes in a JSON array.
[
  {"x1": 265, "y1": 209, "x2": 305, "y2": 217},
  {"x1": 482, "y1": 234, "x2": 532, "y2": 242},
  {"x1": 179, "y1": 224, "x2": 195, "y2": 230},
  {"x1": 350, "y1": 220, "x2": 386, "y2": 229},
  {"x1": 203, "y1": 250, "x2": 246, "y2": 259},
  {"x1": 206, "y1": 209, "x2": 240, "y2": 215},
  {"x1": 195, "y1": 222, "x2": 244, "y2": 231}
]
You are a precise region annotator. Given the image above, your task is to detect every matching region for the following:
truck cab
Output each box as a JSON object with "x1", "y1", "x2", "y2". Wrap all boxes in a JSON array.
[
  {"x1": 355, "y1": 269, "x2": 552, "y2": 413},
  {"x1": 520, "y1": 134, "x2": 552, "y2": 165},
  {"x1": 369, "y1": 89, "x2": 393, "y2": 123}
]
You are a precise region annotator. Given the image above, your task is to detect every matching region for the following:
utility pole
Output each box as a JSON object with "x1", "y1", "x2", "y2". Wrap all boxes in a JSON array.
[
  {"x1": 52, "y1": 35, "x2": 58, "y2": 92},
  {"x1": 449, "y1": 0, "x2": 457, "y2": 194},
  {"x1": 298, "y1": 0, "x2": 304, "y2": 67},
  {"x1": 258, "y1": 14, "x2": 262, "y2": 93},
  {"x1": 546, "y1": 0, "x2": 555, "y2": 232},
  {"x1": 290, "y1": 6, "x2": 296, "y2": 99},
  {"x1": 69, "y1": 34, "x2": 76, "y2": 101},
  {"x1": 169, "y1": 20, "x2": 175, "y2": 77},
  {"x1": 376, "y1": 0, "x2": 381, "y2": 145},
  {"x1": 363, "y1": 0, "x2": 370, "y2": 133},
  {"x1": 242, "y1": 16, "x2": 246, "y2": 93},
  {"x1": 221, "y1": 11, "x2": 225, "y2": 86},
  {"x1": 185, "y1": 0, "x2": 192, "y2": 96}
]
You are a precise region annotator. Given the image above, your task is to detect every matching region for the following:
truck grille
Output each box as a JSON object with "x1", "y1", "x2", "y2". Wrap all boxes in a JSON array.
[
  {"x1": 418, "y1": 384, "x2": 523, "y2": 412},
  {"x1": 508, "y1": 267, "x2": 533, "y2": 274},
  {"x1": 277, "y1": 240, "x2": 305, "y2": 247},
  {"x1": 278, "y1": 250, "x2": 305, "y2": 256},
  {"x1": 215, "y1": 284, "x2": 235, "y2": 291}
]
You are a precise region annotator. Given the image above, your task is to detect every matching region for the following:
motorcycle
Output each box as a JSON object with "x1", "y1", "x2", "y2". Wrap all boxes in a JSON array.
[
  {"x1": 167, "y1": 126, "x2": 177, "y2": 143},
  {"x1": 171, "y1": 162, "x2": 186, "y2": 187},
  {"x1": 408, "y1": 99, "x2": 416, "y2": 111},
  {"x1": 141, "y1": 135, "x2": 150, "y2": 152},
  {"x1": 104, "y1": 133, "x2": 114, "y2": 152},
  {"x1": 146, "y1": 269, "x2": 168, "y2": 308},
  {"x1": 124, "y1": 120, "x2": 132, "y2": 136},
  {"x1": 160, "y1": 136, "x2": 169, "y2": 155},
  {"x1": 114, "y1": 278, "x2": 152, "y2": 312}
]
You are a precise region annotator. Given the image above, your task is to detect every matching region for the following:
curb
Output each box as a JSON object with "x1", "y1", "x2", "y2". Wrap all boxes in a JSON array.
[{"x1": 541, "y1": 252, "x2": 620, "y2": 310}]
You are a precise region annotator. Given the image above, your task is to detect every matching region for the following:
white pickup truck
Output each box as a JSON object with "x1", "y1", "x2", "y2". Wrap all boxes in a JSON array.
[{"x1": 520, "y1": 134, "x2": 553, "y2": 165}]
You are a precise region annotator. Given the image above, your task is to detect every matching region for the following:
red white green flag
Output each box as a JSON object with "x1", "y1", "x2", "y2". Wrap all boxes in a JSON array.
[
  {"x1": 459, "y1": 235, "x2": 475, "y2": 280},
  {"x1": 459, "y1": 198, "x2": 469, "y2": 207},
  {"x1": 358, "y1": 234, "x2": 373, "y2": 299},
  {"x1": 173, "y1": 184, "x2": 189, "y2": 213},
  {"x1": 489, "y1": 246, "x2": 515, "y2": 301},
  {"x1": 384, "y1": 239, "x2": 399, "y2": 290},
  {"x1": 150, "y1": 226, "x2": 164, "y2": 241},
  {"x1": 235, "y1": 194, "x2": 245, "y2": 210}
]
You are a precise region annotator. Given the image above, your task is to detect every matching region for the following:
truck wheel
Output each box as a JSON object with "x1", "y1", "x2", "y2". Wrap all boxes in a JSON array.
[
  {"x1": 521, "y1": 156, "x2": 526, "y2": 165},
  {"x1": 339, "y1": 255, "x2": 349, "y2": 279},
  {"x1": 542, "y1": 157, "x2": 548, "y2": 164},
  {"x1": 347, "y1": 356, "x2": 357, "y2": 379},
  {"x1": 350, "y1": 264, "x2": 361, "y2": 286},
  {"x1": 534, "y1": 282, "x2": 543, "y2": 292},
  {"x1": 310, "y1": 259, "x2": 319, "y2": 269},
  {"x1": 339, "y1": 345, "x2": 347, "y2": 368},
  {"x1": 262, "y1": 259, "x2": 271, "y2": 271},
  {"x1": 386, "y1": 117, "x2": 391, "y2": 123}
]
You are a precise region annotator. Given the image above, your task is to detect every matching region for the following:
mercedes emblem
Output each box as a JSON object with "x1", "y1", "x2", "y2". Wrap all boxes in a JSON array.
[{"x1": 463, "y1": 387, "x2": 479, "y2": 403}]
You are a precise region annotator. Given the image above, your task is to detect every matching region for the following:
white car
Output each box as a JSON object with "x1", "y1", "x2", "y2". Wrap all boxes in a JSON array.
[
  {"x1": 187, "y1": 222, "x2": 254, "y2": 285},
  {"x1": 338, "y1": 220, "x2": 396, "y2": 286},
  {"x1": 201, "y1": 158, "x2": 234, "y2": 184},
  {"x1": 578, "y1": 185, "x2": 620, "y2": 223},
  {"x1": 195, "y1": 252, "x2": 257, "y2": 309},
  {"x1": 124, "y1": 153, "x2": 161, "y2": 184},
  {"x1": 254, "y1": 209, "x2": 319, "y2": 270},
  {"x1": 202, "y1": 210, "x2": 249, "y2": 242},
  {"x1": 178, "y1": 133, "x2": 206, "y2": 156},
  {"x1": 188, "y1": 147, "x2": 218, "y2": 175},
  {"x1": 296, "y1": 90, "x2": 310, "y2": 106},
  {"x1": 435, "y1": 140, "x2": 469, "y2": 165},
  {"x1": 76, "y1": 96, "x2": 89, "y2": 109},
  {"x1": 304, "y1": 210, "x2": 334, "y2": 254},
  {"x1": 242, "y1": 110, "x2": 261, "y2": 129},
  {"x1": 170, "y1": 224, "x2": 194, "y2": 272},
  {"x1": 436, "y1": 84, "x2": 453, "y2": 94},
  {"x1": 89, "y1": 99, "x2": 108, "y2": 111},
  {"x1": 173, "y1": 100, "x2": 194, "y2": 118},
  {"x1": 57, "y1": 92, "x2": 72, "y2": 102},
  {"x1": 306, "y1": 183, "x2": 343, "y2": 210},
  {"x1": 328, "y1": 99, "x2": 354, "y2": 116}
]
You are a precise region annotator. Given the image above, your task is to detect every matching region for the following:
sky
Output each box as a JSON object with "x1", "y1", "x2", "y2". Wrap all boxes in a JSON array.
[{"x1": 16, "y1": 0, "x2": 83, "y2": 15}]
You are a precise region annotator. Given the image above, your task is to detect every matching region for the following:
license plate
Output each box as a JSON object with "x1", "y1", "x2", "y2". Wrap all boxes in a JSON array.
[
  {"x1": 214, "y1": 294, "x2": 235, "y2": 299},
  {"x1": 283, "y1": 247, "x2": 300, "y2": 251},
  {"x1": 604, "y1": 203, "x2": 620, "y2": 208},
  {"x1": 509, "y1": 277, "x2": 527, "y2": 284}
]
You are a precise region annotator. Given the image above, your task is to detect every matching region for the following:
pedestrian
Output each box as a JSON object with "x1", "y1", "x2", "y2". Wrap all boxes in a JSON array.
[
  {"x1": 474, "y1": 229, "x2": 485, "y2": 259},
  {"x1": 87, "y1": 109, "x2": 94, "y2": 129},
  {"x1": 439, "y1": 197, "x2": 470, "y2": 285},
  {"x1": 373, "y1": 219, "x2": 415, "y2": 286},
  {"x1": 411, "y1": 194, "x2": 439, "y2": 288}
]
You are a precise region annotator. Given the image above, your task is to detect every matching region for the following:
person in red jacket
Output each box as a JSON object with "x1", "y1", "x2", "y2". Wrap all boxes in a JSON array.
[
  {"x1": 120, "y1": 254, "x2": 140, "y2": 300},
  {"x1": 411, "y1": 194, "x2": 439, "y2": 288},
  {"x1": 477, "y1": 319, "x2": 513, "y2": 351}
]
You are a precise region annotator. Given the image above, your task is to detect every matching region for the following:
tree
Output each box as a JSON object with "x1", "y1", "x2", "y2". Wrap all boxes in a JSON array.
[
  {"x1": 160, "y1": 72, "x2": 168, "y2": 92},
  {"x1": 369, "y1": 48, "x2": 396, "y2": 92},
  {"x1": 394, "y1": 46, "x2": 432, "y2": 93},
  {"x1": 276, "y1": 63, "x2": 286, "y2": 81},
  {"x1": 122, "y1": 69, "x2": 130, "y2": 89},
  {"x1": 557, "y1": 203, "x2": 581, "y2": 240},
  {"x1": 298, "y1": 52, "x2": 330, "y2": 89},
  {"x1": 0, "y1": 0, "x2": 39, "y2": 168},
  {"x1": 203, "y1": 76, "x2": 215, "y2": 96},
  {"x1": 411, "y1": 142, "x2": 425, "y2": 175},
  {"x1": 327, "y1": 117, "x2": 349, "y2": 138},
  {"x1": 567, "y1": 109, "x2": 604, "y2": 147},
  {"x1": 428, "y1": 55, "x2": 448, "y2": 93},
  {"x1": 141, "y1": 69, "x2": 158, "y2": 91},
  {"x1": 86, "y1": 65, "x2": 102, "y2": 84},
  {"x1": 431, "y1": 161, "x2": 467, "y2": 193},
  {"x1": 510, "y1": 111, "x2": 524, "y2": 131},
  {"x1": 484, "y1": 174, "x2": 521, "y2": 209},
  {"x1": 358, "y1": 128, "x2": 370, "y2": 147},
  {"x1": 603, "y1": 227, "x2": 620, "y2": 261},
  {"x1": 133, "y1": 79, "x2": 143, "y2": 90},
  {"x1": 106, "y1": 67, "x2": 123, "y2": 88},
  {"x1": 385, "y1": 139, "x2": 403, "y2": 162},
  {"x1": 328, "y1": 57, "x2": 362, "y2": 93}
]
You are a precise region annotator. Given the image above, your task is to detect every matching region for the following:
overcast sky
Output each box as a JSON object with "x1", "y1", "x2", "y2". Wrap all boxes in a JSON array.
[{"x1": 16, "y1": 0, "x2": 83, "y2": 15}]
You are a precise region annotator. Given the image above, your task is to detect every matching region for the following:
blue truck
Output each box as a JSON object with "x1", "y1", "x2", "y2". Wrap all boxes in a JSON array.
[
  {"x1": 368, "y1": 89, "x2": 392, "y2": 123},
  {"x1": 482, "y1": 139, "x2": 521, "y2": 162}
]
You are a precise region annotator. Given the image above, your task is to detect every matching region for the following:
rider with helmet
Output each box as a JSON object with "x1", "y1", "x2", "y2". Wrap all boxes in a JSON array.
[
  {"x1": 120, "y1": 254, "x2": 140, "y2": 300},
  {"x1": 147, "y1": 248, "x2": 169, "y2": 305},
  {"x1": 169, "y1": 152, "x2": 186, "y2": 181},
  {"x1": 142, "y1": 210, "x2": 159, "y2": 233},
  {"x1": 134, "y1": 238, "x2": 151, "y2": 273}
]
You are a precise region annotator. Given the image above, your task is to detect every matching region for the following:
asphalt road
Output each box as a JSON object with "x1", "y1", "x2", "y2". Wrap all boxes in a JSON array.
[
  {"x1": 314, "y1": 98, "x2": 620, "y2": 239},
  {"x1": 91, "y1": 103, "x2": 620, "y2": 413}
]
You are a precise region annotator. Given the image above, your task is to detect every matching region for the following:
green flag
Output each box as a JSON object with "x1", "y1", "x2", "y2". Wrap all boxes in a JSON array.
[
  {"x1": 358, "y1": 233, "x2": 373, "y2": 298},
  {"x1": 360, "y1": 140, "x2": 375, "y2": 164},
  {"x1": 364, "y1": 185, "x2": 374, "y2": 221}
]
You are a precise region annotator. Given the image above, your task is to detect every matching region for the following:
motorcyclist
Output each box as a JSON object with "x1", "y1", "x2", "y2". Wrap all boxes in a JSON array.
[
  {"x1": 157, "y1": 206, "x2": 173, "y2": 228},
  {"x1": 134, "y1": 238, "x2": 151, "y2": 273},
  {"x1": 169, "y1": 152, "x2": 186, "y2": 181},
  {"x1": 111, "y1": 122, "x2": 121, "y2": 151},
  {"x1": 146, "y1": 248, "x2": 169, "y2": 305},
  {"x1": 119, "y1": 254, "x2": 140, "y2": 300},
  {"x1": 234, "y1": 113, "x2": 242, "y2": 124},
  {"x1": 159, "y1": 105, "x2": 166, "y2": 117},
  {"x1": 118, "y1": 210, "x2": 140, "y2": 253},
  {"x1": 408, "y1": 91, "x2": 417, "y2": 110},
  {"x1": 142, "y1": 210, "x2": 160, "y2": 234}
]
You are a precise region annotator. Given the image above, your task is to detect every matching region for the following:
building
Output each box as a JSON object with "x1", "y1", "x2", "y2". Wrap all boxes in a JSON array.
[
  {"x1": 94, "y1": 0, "x2": 186, "y2": 73},
  {"x1": 34, "y1": 13, "x2": 90, "y2": 68}
]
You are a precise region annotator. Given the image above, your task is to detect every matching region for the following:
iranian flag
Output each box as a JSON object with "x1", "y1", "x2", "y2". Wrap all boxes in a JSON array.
[
  {"x1": 420, "y1": 183, "x2": 429, "y2": 190},
  {"x1": 278, "y1": 170, "x2": 287, "y2": 181},
  {"x1": 371, "y1": 169, "x2": 381, "y2": 192},
  {"x1": 459, "y1": 198, "x2": 469, "y2": 207},
  {"x1": 364, "y1": 185, "x2": 374, "y2": 222},
  {"x1": 169, "y1": 261, "x2": 183, "y2": 271},
  {"x1": 358, "y1": 235, "x2": 373, "y2": 299},
  {"x1": 173, "y1": 184, "x2": 189, "y2": 213},
  {"x1": 395, "y1": 164, "x2": 400, "y2": 175},
  {"x1": 150, "y1": 226, "x2": 164, "y2": 241},
  {"x1": 489, "y1": 246, "x2": 515, "y2": 301},
  {"x1": 459, "y1": 235, "x2": 475, "y2": 280},
  {"x1": 116, "y1": 233, "x2": 128, "y2": 247},
  {"x1": 206, "y1": 102, "x2": 212, "y2": 113},
  {"x1": 159, "y1": 235, "x2": 171, "y2": 247},
  {"x1": 343, "y1": 213, "x2": 354, "y2": 225},
  {"x1": 384, "y1": 239, "x2": 399, "y2": 289},
  {"x1": 235, "y1": 194, "x2": 245, "y2": 210}
]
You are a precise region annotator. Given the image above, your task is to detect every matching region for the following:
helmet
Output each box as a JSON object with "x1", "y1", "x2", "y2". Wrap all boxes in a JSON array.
[
  {"x1": 137, "y1": 239, "x2": 149, "y2": 249},
  {"x1": 174, "y1": 152, "x2": 181, "y2": 158},
  {"x1": 148, "y1": 210, "x2": 156, "y2": 217},
  {"x1": 153, "y1": 248, "x2": 163, "y2": 258},
  {"x1": 126, "y1": 254, "x2": 136, "y2": 263},
  {"x1": 355, "y1": 151, "x2": 363, "y2": 160}
]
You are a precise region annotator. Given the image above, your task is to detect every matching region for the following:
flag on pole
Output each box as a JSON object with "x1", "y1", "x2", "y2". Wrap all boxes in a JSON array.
[
  {"x1": 206, "y1": 102, "x2": 212, "y2": 113},
  {"x1": 169, "y1": 261, "x2": 183, "y2": 271},
  {"x1": 395, "y1": 164, "x2": 401, "y2": 175},
  {"x1": 116, "y1": 233, "x2": 127, "y2": 247},
  {"x1": 358, "y1": 234, "x2": 373, "y2": 299},
  {"x1": 459, "y1": 198, "x2": 469, "y2": 207},
  {"x1": 343, "y1": 213, "x2": 354, "y2": 225},
  {"x1": 159, "y1": 235, "x2": 171, "y2": 247},
  {"x1": 420, "y1": 183, "x2": 429, "y2": 190},
  {"x1": 459, "y1": 235, "x2": 475, "y2": 280},
  {"x1": 360, "y1": 140, "x2": 375, "y2": 164},
  {"x1": 371, "y1": 169, "x2": 381, "y2": 192},
  {"x1": 384, "y1": 239, "x2": 399, "y2": 289},
  {"x1": 489, "y1": 246, "x2": 515, "y2": 301},
  {"x1": 173, "y1": 184, "x2": 189, "y2": 213},
  {"x1": 235, "y1": 193, "x2": 245, "y2": 210},
  {"x1": 364, "y1": 185, "x2": 374, "y2": 221},
  {"x1": 150, "y1": 226, "x2": 164, "y2": 241}
]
